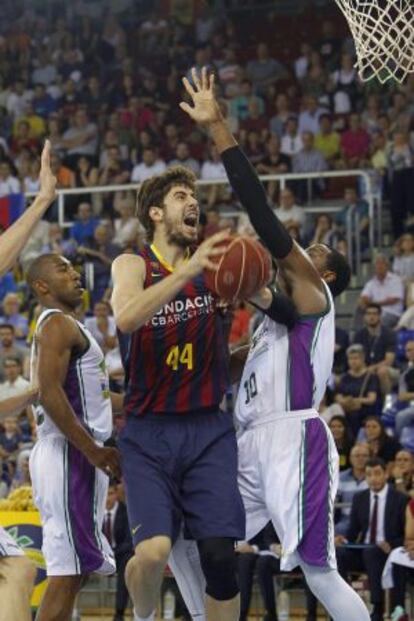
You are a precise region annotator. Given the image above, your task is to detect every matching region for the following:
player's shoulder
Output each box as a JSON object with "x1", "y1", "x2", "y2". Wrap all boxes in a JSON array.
[
  {"x1": 112, "y1": 252, "x2": 146, "y2": 277},
  {"x1": 36, "y1": 310, "x2": 80, "y2": 343}
]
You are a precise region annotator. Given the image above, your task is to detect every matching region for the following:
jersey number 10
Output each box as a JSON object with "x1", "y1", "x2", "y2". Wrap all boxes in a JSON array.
[
  {"x1": 244, "y1": 372, "x2": 258, "y2": 404},
  {"x1": 166, "y1": 343, "x2": 194, "y2": 371}
]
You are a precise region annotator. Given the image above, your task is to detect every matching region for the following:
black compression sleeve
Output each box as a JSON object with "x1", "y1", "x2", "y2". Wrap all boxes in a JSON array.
[
  {"x1": 221, "y1": 145, "x2": 293, "y2": 259},
  {"x1": 259, "y1": 287, "x2": 298, "y2": 329}
]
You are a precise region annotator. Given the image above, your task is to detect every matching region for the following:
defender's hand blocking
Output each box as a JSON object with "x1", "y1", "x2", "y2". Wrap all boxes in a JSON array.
[
  {"x1": 38, "y1": 140, "x2": 57, "y2": 203},
  {"x1": 180, "y1": 67, "x2": 222, "y2": 125}
]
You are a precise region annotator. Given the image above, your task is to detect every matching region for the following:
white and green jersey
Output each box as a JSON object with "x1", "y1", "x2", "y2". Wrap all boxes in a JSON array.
[
  {"x1": 30, "y1": 308, "x2": 112, "y2": 442},
  {"x1": 235, "y1": 284, "x2": 335, "y2": 428}
]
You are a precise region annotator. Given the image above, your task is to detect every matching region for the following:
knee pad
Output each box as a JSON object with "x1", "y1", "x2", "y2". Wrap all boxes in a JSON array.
[{"x1": 197, "y1": 538, "x2": 239, "y2": 601}]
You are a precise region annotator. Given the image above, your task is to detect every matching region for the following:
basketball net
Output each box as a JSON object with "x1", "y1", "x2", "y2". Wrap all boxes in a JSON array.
[{"x1": 334, "y1": 0, "x2": 414, "y2": 83}]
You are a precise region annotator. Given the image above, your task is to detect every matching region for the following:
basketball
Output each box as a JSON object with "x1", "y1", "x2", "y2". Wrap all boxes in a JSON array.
[{"x1": 204, "y1": 236, "x2": 272, "y2": 301}]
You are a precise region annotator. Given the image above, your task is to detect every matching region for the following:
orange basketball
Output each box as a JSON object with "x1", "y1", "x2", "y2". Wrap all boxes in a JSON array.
[{"x1": 204, "y1": 235, "x2": 272, "y2": 301}]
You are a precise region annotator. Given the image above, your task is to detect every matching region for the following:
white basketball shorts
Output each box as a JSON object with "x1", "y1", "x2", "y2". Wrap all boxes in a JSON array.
[
  {"x1": 29, "y1": 435, "x2": 115, "y2": 576},
  {"x1": 237, "y1": 409, "x2": 339, "y2": 571}
]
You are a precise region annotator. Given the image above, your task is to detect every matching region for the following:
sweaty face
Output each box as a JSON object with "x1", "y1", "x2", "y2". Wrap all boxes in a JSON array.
[
  {"x1": 161, "y1": 185, "x2": 199, "y2": 247},
  {"x1": 37, "y1": 257, "x2": 84, "y2": 310}
]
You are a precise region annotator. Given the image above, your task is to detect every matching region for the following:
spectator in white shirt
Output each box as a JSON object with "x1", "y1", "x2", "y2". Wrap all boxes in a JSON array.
[
  {"x1": 201, "y1": 144, "x2": 229, "y2": 208},
  {"x1": 6, "y1": 80, "x2": 32, "y2": 119},
  {"x1": 84, "y1": 300, "x2": 117, "y2": 354},
  {"x1": 0, "y1": 358, "x2": 30, "y2": 401},
  {"x1": 62, "y1": 108, "x2": 98, "y2": 161},
  {"x1": 113, "y1": 203, "x2": 141, "y2": 248},
  {"x1": 281, "y1": 117, "x2": 303, "y2": 157},
  {"x1": 169, "y1": 142, "x2": 200, "y2": 177},
  {"x1": 298, "y1": 94, "x2": 326, "y2": 136},
  {"x1": 131, "y1": 147, "x2": 166, "y2": 183},
  {"x1": 274, "y1": 188, "x2": 305, "y2": 235},
  {"x1": 360, "y1": 255, "x2": 405, "y2": 328},
  {"x1": 0, "y1": 162, "x2": 21, "y2": 196}
]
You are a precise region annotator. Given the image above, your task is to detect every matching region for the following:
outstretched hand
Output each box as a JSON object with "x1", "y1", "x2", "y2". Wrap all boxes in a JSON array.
[
  {"x1": 180, "y1": 67, "x2": 222, "y2": 125},
  {"x1": 38, "y1": 139, "x2": 57, "y2": 204}
]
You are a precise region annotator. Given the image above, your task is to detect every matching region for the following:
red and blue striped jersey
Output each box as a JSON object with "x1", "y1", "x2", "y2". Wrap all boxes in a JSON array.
[{"x1": 121, "y1": 244, "x2": 230, "y2": 416}]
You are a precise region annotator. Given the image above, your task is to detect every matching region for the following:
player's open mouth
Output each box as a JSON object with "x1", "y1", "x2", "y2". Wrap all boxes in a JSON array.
[{"x1": 183, "y1": 214, "x2": 198, "y2": 229}]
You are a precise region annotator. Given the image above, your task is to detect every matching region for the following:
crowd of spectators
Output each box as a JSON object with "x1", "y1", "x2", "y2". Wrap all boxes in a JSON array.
[{"x1": 0, "y1": 0, "x2": 414, "y2": 619}]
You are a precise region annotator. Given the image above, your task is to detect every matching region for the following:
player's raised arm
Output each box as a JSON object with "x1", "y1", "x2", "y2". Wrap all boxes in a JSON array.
[
  {"x1": 111, "y1": 231, "x2": 229, "y2": 333},
  {"x1": 36, "y1": 313, "x2": 121, "y2": 478},
  {"x1": 0, "y1": 140, "x2": 57, "y2": 276},
  {"x1": 180, "y1": 68, "x2": 327, "y2": 315}
]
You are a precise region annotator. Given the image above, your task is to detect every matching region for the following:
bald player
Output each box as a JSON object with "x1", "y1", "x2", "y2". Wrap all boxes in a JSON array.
[
  {"x1": 0, "y1": 140, "x2": 57, "y2": 621},
  {"x1": 27, "y1": 254, "x2": 122, "y2": 621}
]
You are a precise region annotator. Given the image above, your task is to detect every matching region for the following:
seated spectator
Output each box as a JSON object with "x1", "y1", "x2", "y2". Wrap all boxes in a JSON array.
[
  {"x1": 61, "y1": 108, "x2": 98, "y2": 166},
  {"x1": 113, "y1": 203, "x2": 141, "y2": 249},
  {"x1": 269, "y1": 93, "x2": 292, "y2": 139},
  {"x1": 256, "y1": 136, "x2": 290, "y2": 202},
  {"x1": 393, "y1": 234, "x2": 414, "y2": 283},
  {"x1": 240, "y1": 98, "x2": 269, "y2": 136},
  {"x1": 387, "y1": 498, "x2": 414, "y2": 620},
  {"x1": 98, "y1": 145, "x2": 130, "y2": 186},
  {"x1": 0, "y1": 357, "x2": 29, "y2": 400},
  {"x1": 336, "y1": 458, "x2": 408, "y2": 621},
  {"x1": 336, "y1": 443, "x2": 370, "y2": 535},
  {"x1": 50, "y1": 152, "x2": 76, "y2": 189},
  {"x1": 340, "y1": 113, "x2": 370, "y2": 168},
  {"x1": 32, "y1": 83, "x2": 56, "y2": 118},
  {"x1": 10, "y1": 451, "x2": 31, "y2": 491},
  {"x1": 394, "y1": 340, "x2": 414, "y2": 440},
  {"x1": 84, "y1": 300, "x2": 117, "y2": 354},
  {"x1": 0, "y1": 324, "x2": 29, "y2": 382},
  {"x1": 331, "y1": 53, "x2": 359, "y2": 109},
  {"x1": 42, "y1": 223, "x2": 77, "y2": 257},
  {"x1": 169, "y1": 142, "x2": 200, "y2": 177},
  {"x1": 74, "y1": 154, "x2": 99, "y2": 189},
  {"x1": 335, "y1": 187, "x2": 370, "y2": 245},
  {"x1": 204, "y1": 207, "x2": 220, "y2": 239},
  {"x1": 242, "y1": 130, "x2": 266, "y2": 167},
  {"x1": 273, "y1": 188, "x2": 305, "y2": 237},
  {"x1": 200, "y1": 144, "x2": 229, "y2": 208},
  {"x1": 0, "y1": 161, "x2": 21, "y2": 196},
  {"x1": 246, "y1": 42, "x2": 288, "y2": 94},
  {"x1": 78, "y1": 224, "x2": 121, "y2": 304},
  {"x1": 334, "y1": 326, "x2": 350, "y2": 375},
  {"x1": 0, "y1": 271, "x2": 17, "y2": 301},
  {"x1": 335, "y1": 344, "x2": 379, "y2": 436},
  {"x1": 70, "y1": 201, "x2": 99, "y2": 245},
  {"x1": 298, "y1": 94, "x2": 326, "y2": 136},
  {"x1": 360, "y1": 256, "x2": 404, "y2": 329},
  {"x1": 317, "y1": 20, "x2": 341, "y2": 69},
  {"x1": 329, "y1": 415, "x2": 355, "y2": 471},
  {"x1": 0, "y1": 415, "x2": 22, "y2": 458},
  {"x1": 229, "y1": 79, "x2": 265, "y2": 122},
  {"x1": 0, "y1": 293, "x2": 28, "y2": 341},
  {"x1": 13, "y1": 101, "x2": 46, "y2": 139},
  {"x1": 395, "y1": 303, "x2": 414, "y2": 331},
  {"x1": 314, "y1": 114, "x2": 341, "y2": 164},
  {"x1": 300, "y1": 51, "x2": 327, "y2": 99},
  {"x1": 354, "y1": 303, "x2": 399, "y2": 395},
  {"x1": 10, "y1": 120, "x2": 39, "y2": 155},
  {"x1": 236, "y1": 522, "x2": 280, "y2": 621},
  {"x1": 292, "y1": 131, "x2": 327, "y2": 200},
  {"x1": 364, "y1": 416, "x2": 401, "y2": 467},
  {"x1": 391, "y1": 450, "x2": 414, "y2": 498},
  {"x1": 309, "y1": 213, "x2": 338, "y2": 247},
  {"x1": 217, "y1": 47, "x2": 243, "y2": 98},
  {"x1": 281, "y1": 117, "x2": 303, "y2": 158},
  {"x1": 131, "y1": 147, "x2": 166, "y2": 183},
  {"x1": 388, "y1": 132, "x2": 414, "y2": 239},
  {"x1": 23, "y1": 157, "x2": 41, "y2": 193}
]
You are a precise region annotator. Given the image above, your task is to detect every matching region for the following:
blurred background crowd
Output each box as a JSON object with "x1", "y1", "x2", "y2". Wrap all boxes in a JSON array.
[{"x1": 1, "y1": 0, "x2": 414, "y2": 619}]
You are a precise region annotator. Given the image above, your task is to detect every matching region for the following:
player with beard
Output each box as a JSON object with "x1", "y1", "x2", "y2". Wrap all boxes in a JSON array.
[{"x1": 111, "y1": 167, "x2": 245, "y2": 621}]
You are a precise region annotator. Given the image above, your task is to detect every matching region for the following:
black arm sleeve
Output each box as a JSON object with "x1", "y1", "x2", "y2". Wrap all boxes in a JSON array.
[
  {"x1": 251, "y1": 287, "x2": 298, "y2": 330},
  {"x1": 221, "y1": 145, "x2": 293, "y2": 259}
]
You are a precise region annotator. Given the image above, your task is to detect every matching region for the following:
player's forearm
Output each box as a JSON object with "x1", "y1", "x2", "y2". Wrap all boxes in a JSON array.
[
  {"x1": 40, "y1": 386, "x2": 98, "y2": 457},
  {"x1": 0, "y1": 389, "x2": 37, "y2": 418},
  {"x1": 113, "y1": 267, "x2": 192, "y2": 333},
  {"x1": 0, "y1": 196, "x2": 51, "y2": 276},
  {"x1": 110, "y1": 391, "x2": 124, "y2": 413}
]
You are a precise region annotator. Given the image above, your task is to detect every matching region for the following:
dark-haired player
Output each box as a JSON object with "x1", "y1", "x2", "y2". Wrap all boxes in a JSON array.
[
  {"x1": 111, "y1": 167, "x2": 245, "y2": 621},
  {"x1": 180, "y1": 68, "x2": 369, "y2": 621},
  {"x1": 26, "y1": 254, "x2": 122, "y2": 621}
]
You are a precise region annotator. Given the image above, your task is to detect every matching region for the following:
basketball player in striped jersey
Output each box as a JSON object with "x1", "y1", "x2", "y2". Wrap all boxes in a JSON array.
[
  {"x1": 111, "y1": 169, "x2": 245, "y2": 620},
  {"x1": 180, "y1": 68, "x2": 370, "y2": 621},
  {"x1": 0, "y1": 139, "x2": 59, "y2": 621},
  {"x1": 26, "y1": 254, "x2": 123, "y2": 621}
]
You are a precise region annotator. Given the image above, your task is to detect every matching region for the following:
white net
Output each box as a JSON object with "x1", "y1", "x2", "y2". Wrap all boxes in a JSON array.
[{"x1": 334, "y1": 0, "x2": 414, "y2": 83}]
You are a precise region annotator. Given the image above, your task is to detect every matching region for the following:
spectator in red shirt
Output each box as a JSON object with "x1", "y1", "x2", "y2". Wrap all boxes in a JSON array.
[
  {"x1": 341, "y1": 113, "x2": 370, "y2": 168},
  {"x1": 119, "y1": 96, "x2": 155, "y2": 133}
]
